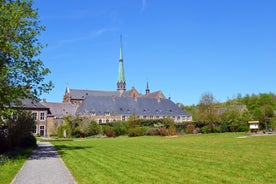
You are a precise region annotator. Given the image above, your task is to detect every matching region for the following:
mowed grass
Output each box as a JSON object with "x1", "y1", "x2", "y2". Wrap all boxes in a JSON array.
[
  {"x1": 0, "y1": 148, "x2": 33, "y2": 184},
  {"x1": 52, "y1": 133, "x2": 276, "y2": 184}
]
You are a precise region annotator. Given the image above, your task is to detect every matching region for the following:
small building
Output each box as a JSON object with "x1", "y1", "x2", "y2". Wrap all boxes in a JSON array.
[
  {"x1": 248, "y1": 121, "x2": 259, "y2": 130},
  {"x1": 15, "y1": 99, "x2": 50, "y2": 136},
  {"x1": 41, "y1": 100, "x2": 78, "y2": 136}
]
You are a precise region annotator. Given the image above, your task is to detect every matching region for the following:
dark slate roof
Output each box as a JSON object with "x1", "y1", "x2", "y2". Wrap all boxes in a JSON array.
[
  {"x1": 70, "y1": 89, "x2": 119, "y2": 99},
  {"x1": 41, "y1": 102, "x2": 78, "y2": 118},
  {"x1": 76, "y1": 96, "x2": 190, "y2": 117},
  {"x1": 140, "y1": 91, "x2": 165, "y2": 99},
  {"x1": 14, "y1": 98, "x2": 49, "y2": 109}
]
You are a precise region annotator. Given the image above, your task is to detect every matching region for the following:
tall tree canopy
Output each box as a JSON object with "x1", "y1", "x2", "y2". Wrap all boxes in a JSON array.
[
  {"x1": 195, "y1": 92, "x2": 220, "y2": 130},
  {"x1": 0, "y1": 0, "x2": 53, "y2": 117}
]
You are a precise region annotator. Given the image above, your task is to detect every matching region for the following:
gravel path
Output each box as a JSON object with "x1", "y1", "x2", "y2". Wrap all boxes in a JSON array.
[{"x1": 11, "y1": 142, "x2": 77, "y2": 184}]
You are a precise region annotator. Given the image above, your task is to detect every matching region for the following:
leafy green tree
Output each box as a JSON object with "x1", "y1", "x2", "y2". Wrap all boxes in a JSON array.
[
  {"x1": 195, "y1": 92, "x2": 220, "y2": 132},
  {"x1": 113, "y1": 121, "x2": 127, "y2": 136},
  {"x1": 220, "y1": 108, "x2": 249, "y2": 132},
  {"x1": 242, "y1": 93, "x2": 276, "y2": 130},
  {"x1": 0, "y1": 0, "x2": 53, "y2": 120},
  {"x1": 90, "y1": 120, "x2": 100, "y2": 135},
  {"x1": 78, "y1": 117, "x2": 91, "y2": 137}
]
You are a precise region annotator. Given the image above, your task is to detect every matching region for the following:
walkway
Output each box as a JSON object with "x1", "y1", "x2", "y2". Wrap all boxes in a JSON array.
[{"x1": 11, "y1": 142, "x2": 77, "y2": 184}]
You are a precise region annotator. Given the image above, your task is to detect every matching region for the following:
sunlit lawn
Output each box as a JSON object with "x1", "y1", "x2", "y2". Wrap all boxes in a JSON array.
[
  {"x1": 52, "y1": 133, "x2": 276, "y2": 184},
  {"x1": 0, "y1": 148, "x2": 33, "y2": 184}
]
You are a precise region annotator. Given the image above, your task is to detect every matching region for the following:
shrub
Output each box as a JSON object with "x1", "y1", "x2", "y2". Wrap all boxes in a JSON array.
[
  {"x1": 159, "y1": 128, "x2": 169, "y2": 136},
  {"x1": 186, "y1": 124, "x2": 195, "y2": 134},
  {"x1": 113, "y1": 121, "x2": 127, "y2": 136},
  {"x1": 90, "y1": 120, "x2": 100, "y2": 135},
  {"x1": 128, "y1": 127, "x2": 145, "y2": 137},
  {"x1": 220, "y1": 122, "x2": 228, "y2": 133},
  {"x1": 201, "y1": 126, "x2": 210, "y2": 134},
  {"x1": 20, "y1": 134, "x2": 37, "y2": 148},
  {"x1": 145, "y1": 128, "x2": 160, "y2": 136},
  {"x1": 168, "y1": 124, "x2": 176, "y2": 136},
  {"x1": 106, "y1": 129, "x2": 114, "y2": 137},
  {"x1": 0, "y1": 110, "x2": 38, "y2": 153},
  {"x1": 101, "y1": 125, "x2": 110, "y2": 135},
  {"x1": 57, "y1": 125, "x2": 71, "y2": 138}
]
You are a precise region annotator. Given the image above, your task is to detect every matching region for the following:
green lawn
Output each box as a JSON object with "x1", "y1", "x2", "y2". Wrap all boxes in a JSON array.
[
  {"x1": 0, "y1": 148, "x2": 33, "y2": 184},
  {"x1": 52, "y1": 133, "x2": 276, "y2": 184}
]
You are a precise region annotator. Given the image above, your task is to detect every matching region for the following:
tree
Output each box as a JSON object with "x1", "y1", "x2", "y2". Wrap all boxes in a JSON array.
[
  {"x1": 0, "y1": 0, "x2": 53, "y2": 120},
  {"x1": 255, "y1": 93, "x2": 276, "y2": 130},
  {"x1": 90, "y1": 120, "x2": 100, "y2": 135},
  {"x1": 242, "y1": 93, "x2": 276, "y2": 130},
  {"x1": 195, "y1": 92, "x2": 220, "y2": 132}
]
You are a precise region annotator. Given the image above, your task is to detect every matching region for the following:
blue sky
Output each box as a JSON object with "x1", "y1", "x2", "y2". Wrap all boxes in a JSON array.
[{"x1": 35, "y1": 0, "x2": 276, "y2": 105}]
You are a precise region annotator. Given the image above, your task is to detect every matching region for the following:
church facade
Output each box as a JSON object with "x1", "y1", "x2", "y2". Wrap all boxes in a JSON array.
[{"x1": 43, "y1": 38, "x2": 191, "y2": 131}]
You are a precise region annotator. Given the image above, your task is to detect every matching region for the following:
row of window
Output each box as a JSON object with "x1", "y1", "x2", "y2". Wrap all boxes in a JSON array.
[
  {"x1": 32, "y1": 112, "x2": 46, "y2": 121},
  {"x1": 32, "y1": 125, "x2": 45, "y2": 134},
  {"x1": 91, "y1": 110, "x2": 176, "y2": 117},
  {"x1": 97, "y1": 116, "x2": 191, "y2": 123}
]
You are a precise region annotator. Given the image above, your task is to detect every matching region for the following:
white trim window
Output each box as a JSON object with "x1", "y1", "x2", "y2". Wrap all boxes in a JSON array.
[
  {"x1": 32, "y1": 112, "x2": 38, "y2": 121},
  {"x1": 32, "y1": 125, "x2": 37, "y2": 134},
  {"x1": 40, "y1": 112, "x2": 45, "y2": 121}
]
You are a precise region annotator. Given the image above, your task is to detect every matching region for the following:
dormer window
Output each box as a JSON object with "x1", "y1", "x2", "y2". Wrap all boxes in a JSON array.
[
  {"x1": 105, "y1": 112, "x2": 110, "y2": 116},
  {"x1": 91, "y1": 112, "x2": 96, "y2": 116}
]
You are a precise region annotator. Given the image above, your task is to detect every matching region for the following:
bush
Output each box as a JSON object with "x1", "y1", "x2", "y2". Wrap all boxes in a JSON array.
[
  {"x1": 20, "y1": 134, "x2": 37, "y2": 148},
  {"x1": 57, "y1": 125, "x2": 71, "y2": 138},
  {"x1": 201, "y1": 126, "x2": 210, "y2": 134},
  {"x1": 168, "y1": 124, "x2": 176, "y2": 136},
  {"x1": 106, "y1": 129, "x2": 114, "y2": 137},
  {"x1": 186, "y1": 124, "x2": 195, "y2": 134},
  {"x1": 128, "y1": 127, "x2": 145, "y2": 137},
  {"x1": 113, "y1": 121, "x2": 127, "y2": 136},
  {"x1": 90, "y1": 120, "x2": 100, "y2": 135},
  {"x1": 220, "y1": 122, "x2": 228, "y2": 133},
  {"x1": 159, "y1": 128, "x2": 169, "y2": 136},
  {"x1": 0, "y1": 110, "x2": 37, "y2": 153},
  {"x1": 145, "y1": 128, "x2": 160, "y2": 136}
]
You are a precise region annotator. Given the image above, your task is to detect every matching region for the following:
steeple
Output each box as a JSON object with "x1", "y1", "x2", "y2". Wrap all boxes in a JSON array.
[
  {"x1": 146, "y1": 81, "x2": 150, "y2": 95},
  {"x1": 63, "y1": 83, "x2": 71, "y2": 103},
  {"x1": 117, "y1": 35, "x2": 126, "y2": 94}
]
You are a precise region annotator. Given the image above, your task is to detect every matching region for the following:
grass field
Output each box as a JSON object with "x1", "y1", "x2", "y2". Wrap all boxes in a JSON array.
[
  {"x1": 0, "y1": 148, "x2": 33, "y2": 184},
  {"x1": 52, "y1": 133, "x2": 276, "y2": 184}
]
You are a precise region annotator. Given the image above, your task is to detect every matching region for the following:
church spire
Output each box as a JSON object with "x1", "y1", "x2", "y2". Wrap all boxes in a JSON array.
[
  {"x1": 117, "y1": 35, "x2": 126, "y2": 94},
  {"x1": 146, "y1": 81, "x2": 150, "y2": 95}
]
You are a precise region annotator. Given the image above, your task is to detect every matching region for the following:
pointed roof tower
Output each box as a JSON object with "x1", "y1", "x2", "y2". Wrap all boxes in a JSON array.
[
  {"x1": 117, "y1": 35, "x2": 126, "y2": 94},
  {"x1": 146, "y1": 81, "x2": 150, "y2": 95}
]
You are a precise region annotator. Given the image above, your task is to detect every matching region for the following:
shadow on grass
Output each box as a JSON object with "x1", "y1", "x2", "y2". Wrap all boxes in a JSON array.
[
  {"x1": 0, "y1": 148, "x2": 33, "y2": 165},
  {"x1": 53, "y1": 144, "x2": 93, "y2": 157},
  {"x1": 29, "y1": 142, "x2": 93, "y2": 160}
]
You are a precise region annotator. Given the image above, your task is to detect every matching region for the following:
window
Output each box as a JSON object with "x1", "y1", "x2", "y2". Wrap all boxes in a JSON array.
[
  {"x1": 105, "y1": 112, "x2": 110, "y2": 116},
  {"x1": 99, "y1": 119, "x2": 102, "y2": 124},
  {"x1": 32, "y1": 126, "x2": 37, "y2": 134},
  {"x1": 143, "y1": 115, "x2": 147, "y2": 120},
  {"x1": 32, "y1": 112, "x2": 38, "y2": 121},
  {"x1": 91, "y1": 112, "x2": 96, "y2": 116},
  {"x1": 40, "y1": 112, "x2": 45, "y2": 121},
  {"x1": 122, "y1": 116, "x2": 126, "y2": 121},
  {"x1": 150, "y1": 116, "x2": 153, "y2": 119},
  {"x1": 106, "y1": 119, "x2": 109, "y2": 123}
]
